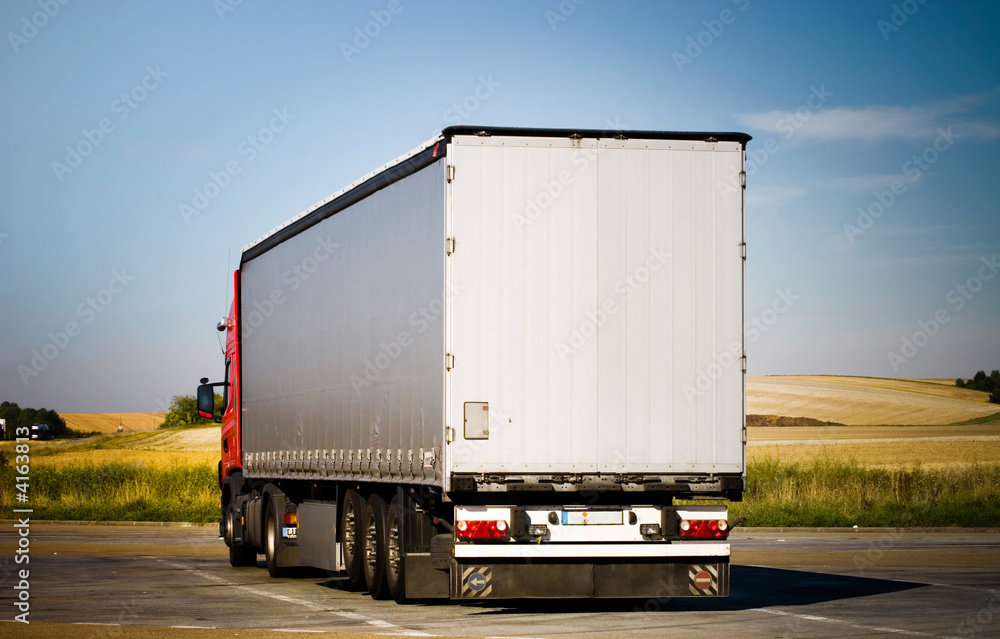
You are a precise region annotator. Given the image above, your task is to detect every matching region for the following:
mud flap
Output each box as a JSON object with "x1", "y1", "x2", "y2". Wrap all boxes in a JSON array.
[{"x1": 451, "y1": 559, "x2": 729, "y2": 599}]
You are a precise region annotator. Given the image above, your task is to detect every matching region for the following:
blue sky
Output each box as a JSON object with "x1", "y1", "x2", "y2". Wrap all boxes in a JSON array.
[{"x1": 1, "y1": 1, "x2": 998, "y2": 412}]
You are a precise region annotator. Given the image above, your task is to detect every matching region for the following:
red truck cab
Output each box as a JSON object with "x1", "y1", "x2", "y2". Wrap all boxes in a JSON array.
[{"x1": 198, "y1": 271, "x2": 242, "y2": 494}]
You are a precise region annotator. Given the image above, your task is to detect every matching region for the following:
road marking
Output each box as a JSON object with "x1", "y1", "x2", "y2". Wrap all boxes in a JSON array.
[
  {"x1": 171, "y1": 625, "x2": 218, "y2": 629},
  {"x1": 158, "y1": 559, "x2": 435, "y2": 637},
  {"x1": 751, "y1": 607, "x2": 962, "y2": 638},
  {"x1": 878, "y1": 577, "x2": 1000, "y2": 594}
]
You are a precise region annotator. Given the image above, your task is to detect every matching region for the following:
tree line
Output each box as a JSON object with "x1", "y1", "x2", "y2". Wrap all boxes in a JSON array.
[
  {"x1": 955, "y1": 370, "x2": 1000, "y2": 404},
  {"x1": 0, "y1": 402, "x2": 75, "y2": 440}
]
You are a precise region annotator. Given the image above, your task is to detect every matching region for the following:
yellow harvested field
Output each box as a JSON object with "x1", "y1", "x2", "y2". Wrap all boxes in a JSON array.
[
  {"x1": 748, "y1": 424, "x2": 1000, "y2": 469},
  {"x1": 33, "y1": 449, "x2": 217, "y2": 469},
  {"x1": 914, "y1": 378, "x2": 961, "y2": 386},
  {"x1": 748, "y1": 440, "x2": 1000, "y2": 469},
  {"x1": 63, "y1": 413, "x2": 164, "y2": 433},
  {"x1": 114, "y1": 428, "x2": 219, "y2": 451},
  {"x1": 747, "y1": 375, "x2": 997, "y2": 425},
  {"x1": 750, "y1": 424, "x2": 1000, "y2": 441}
]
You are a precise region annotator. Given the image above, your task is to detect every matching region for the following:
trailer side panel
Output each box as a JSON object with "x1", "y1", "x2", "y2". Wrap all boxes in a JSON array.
[{"x1": 239, "y1": 159, "x2": 447, "y2": 486}]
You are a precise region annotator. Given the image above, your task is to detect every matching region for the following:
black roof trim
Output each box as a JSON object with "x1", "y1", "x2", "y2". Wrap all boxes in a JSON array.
[
  {"x1": 442, "y1": 125, "x2": 751, "y2": 146},
  {"x1": 241, "y1": 143, "x2": 442, "y2": 265}
]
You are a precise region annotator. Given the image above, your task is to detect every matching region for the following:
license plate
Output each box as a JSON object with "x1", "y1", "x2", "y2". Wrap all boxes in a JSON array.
[
  {"x1": 282, "y1": 527, "x2": 297, "y2": 539},
  {"x1": 561, "y1": 510, "x2": 623, "y2": 525}
]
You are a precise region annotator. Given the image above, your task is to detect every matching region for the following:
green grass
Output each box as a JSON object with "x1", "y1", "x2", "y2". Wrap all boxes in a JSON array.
[
  {"x1": 2, "y1": 454, "x2": 998, "y2": 526},
  {"x1": 0, "y1": 461, "x2": 219, "y2": 523},
  {"x1": 949, "y1": 411, "x2": 1000, "y2": 426},
  {"x1": 727, "y1": 456, "x2": 1000, "y2": 527}
]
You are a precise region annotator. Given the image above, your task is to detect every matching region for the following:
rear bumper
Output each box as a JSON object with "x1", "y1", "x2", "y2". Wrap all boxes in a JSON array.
[{"x1": 450, "y1": 557, "x2": 729, "y2": 599}]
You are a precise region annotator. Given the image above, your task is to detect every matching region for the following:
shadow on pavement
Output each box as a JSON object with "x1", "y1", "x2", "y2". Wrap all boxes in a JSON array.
[{"x1": 397, "y1": 566, "x2": 924, "y2": 613}]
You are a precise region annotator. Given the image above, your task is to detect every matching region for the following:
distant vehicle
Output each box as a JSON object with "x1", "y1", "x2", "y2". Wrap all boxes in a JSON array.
[
  {"x1": 199, "y1": 126, "x2": 749, "y2": 602},
  {"x1": 30, "y1": 423, "x2": 52, "y2": 440}
]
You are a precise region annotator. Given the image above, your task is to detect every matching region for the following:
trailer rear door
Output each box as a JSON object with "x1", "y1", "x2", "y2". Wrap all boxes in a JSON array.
[{"x1": 447, "y1": 134, "x2": 745, "y2": 478}]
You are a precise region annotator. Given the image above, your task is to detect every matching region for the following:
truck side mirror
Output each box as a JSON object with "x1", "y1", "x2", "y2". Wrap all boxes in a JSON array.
[{"x1": 197, "y1": 382, "x2": 217, "y2": 420}]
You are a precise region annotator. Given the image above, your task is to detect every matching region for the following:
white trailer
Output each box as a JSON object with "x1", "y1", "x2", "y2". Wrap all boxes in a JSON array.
[{"x1": 200, "y1": 126, "x2": 749, "y2": 602}]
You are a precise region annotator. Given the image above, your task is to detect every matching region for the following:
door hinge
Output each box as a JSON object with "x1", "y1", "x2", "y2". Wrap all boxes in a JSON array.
[
  {"x1": 446, "y1": 427, "x2": 455, "y2": 443},
  {"x1": 447, "y1": 165, "x2": 455, "y2": 183},
  {"x1": 740, "y1": 356, "x2": 747, "y2": 373},
  {"x1": 740, "y1": 242, "x2": 746, "y2": 260},
  {"x1": 446, "y1": 237, "x2": 456, "y2": 255},
  {"x1": 740, "y1": 171, "x2": 746, "y2": 188},
  {"x1": 446, "y1": 353, "x2": 455, "y2": 370}
]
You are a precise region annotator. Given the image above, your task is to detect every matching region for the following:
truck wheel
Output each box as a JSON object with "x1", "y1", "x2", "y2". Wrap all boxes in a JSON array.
[
  {"x1": 384, "y1": 496, "x2": 406, "y2": 603},
  {"x1": 228, "y1": 508, "x2": 257, "y2": 567},
  {"x1": 340, "y1": 489, "x2": 364, "y2": 587},
  {"x1": 223, "y1": 501, "x2": 234, "y2": 548},
  {"x1": 363, "y1": 494, "x2": 390, "y2": 600},
  {"x1": 264, "y1": 499, "x2": 286, "y2": 578}
]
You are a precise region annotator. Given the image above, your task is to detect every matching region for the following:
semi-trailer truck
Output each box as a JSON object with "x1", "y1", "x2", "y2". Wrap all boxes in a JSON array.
[{"x1": 197, "y1": 126, "x2": 750, "y2": 602}]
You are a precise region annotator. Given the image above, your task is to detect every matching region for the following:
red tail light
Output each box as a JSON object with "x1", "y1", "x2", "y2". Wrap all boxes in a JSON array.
[
  {"x1": 679, "y1": 518, "x2": 729, "y2": 539},
  {"x1": 456, "y1": 519, "x2": 509, "y2": 540}
]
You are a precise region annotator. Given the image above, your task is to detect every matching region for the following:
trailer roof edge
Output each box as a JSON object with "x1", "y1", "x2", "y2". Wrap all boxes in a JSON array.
[{"x1": 241, "y1": 126, "x2": 751, "y2": 263}]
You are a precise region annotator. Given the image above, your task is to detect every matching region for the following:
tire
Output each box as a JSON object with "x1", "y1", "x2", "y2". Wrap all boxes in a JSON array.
[
  {"x1": 219, "y1": 480, "x2": 226, "y2": 541},
  {"x1": 264, "y1": 499, "x2": 287, "y2": 578},
  {"x1": 228, "y1": 507, "x2": 257, "y2": 567},
  {"x1": 223, "y1": 499, "x2": 234, "y2": 548},
  {"x1": 363, "y1": 494, "x2": 390, "y2": 600},
  {"x1": 384, "y1": 496, "x2": 407, "y2": 603},
  {"x1": 340, "y1": 489, "x2": 365, "y2": 587}
]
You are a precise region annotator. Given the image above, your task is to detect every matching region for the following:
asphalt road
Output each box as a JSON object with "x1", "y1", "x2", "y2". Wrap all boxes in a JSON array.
[{"x1": 2, "y1": 523, "x2": 999, "y2": 638}]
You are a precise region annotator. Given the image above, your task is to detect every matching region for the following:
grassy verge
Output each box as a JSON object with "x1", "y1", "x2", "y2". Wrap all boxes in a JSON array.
[
  {"x1": 728, "y1": 456, "x2": 1000, "y2": 527},
  {"x1": 2, "y1": 455, "x2": 998, "y2": 526},
  {"x1": 950, "y1": 411, "x2": 1000, "y2": 426},
  {"x1": 0, "y1": 461, "x2": 219, "y2": 523}
]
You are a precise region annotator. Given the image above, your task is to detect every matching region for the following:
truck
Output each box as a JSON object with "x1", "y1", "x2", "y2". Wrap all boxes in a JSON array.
[
  {"x1": 30, "y1": 423, "x2": 52, "y2": 440},
  {"x1": 197, "y1": 126, "x2": 750, "y2": 602}
]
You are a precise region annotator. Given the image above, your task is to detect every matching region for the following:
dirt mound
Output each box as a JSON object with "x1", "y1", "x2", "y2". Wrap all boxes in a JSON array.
[{"x1": 747, "y1": 414, "x2": 843, "y2": 428}]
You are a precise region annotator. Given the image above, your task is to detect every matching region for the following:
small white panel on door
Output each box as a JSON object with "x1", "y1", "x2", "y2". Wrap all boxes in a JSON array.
[{"x1": 464, "y1": 402, "x2": 489, "y2": 440}]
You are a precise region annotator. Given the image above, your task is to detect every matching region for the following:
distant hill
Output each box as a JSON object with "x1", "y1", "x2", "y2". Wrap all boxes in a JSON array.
[
  {"x1": 62, "y1": 413, "x2": 164, "y2": 434},
  {"x1": 747, "y1": 376, "x2": 997, "y2": 426}
]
